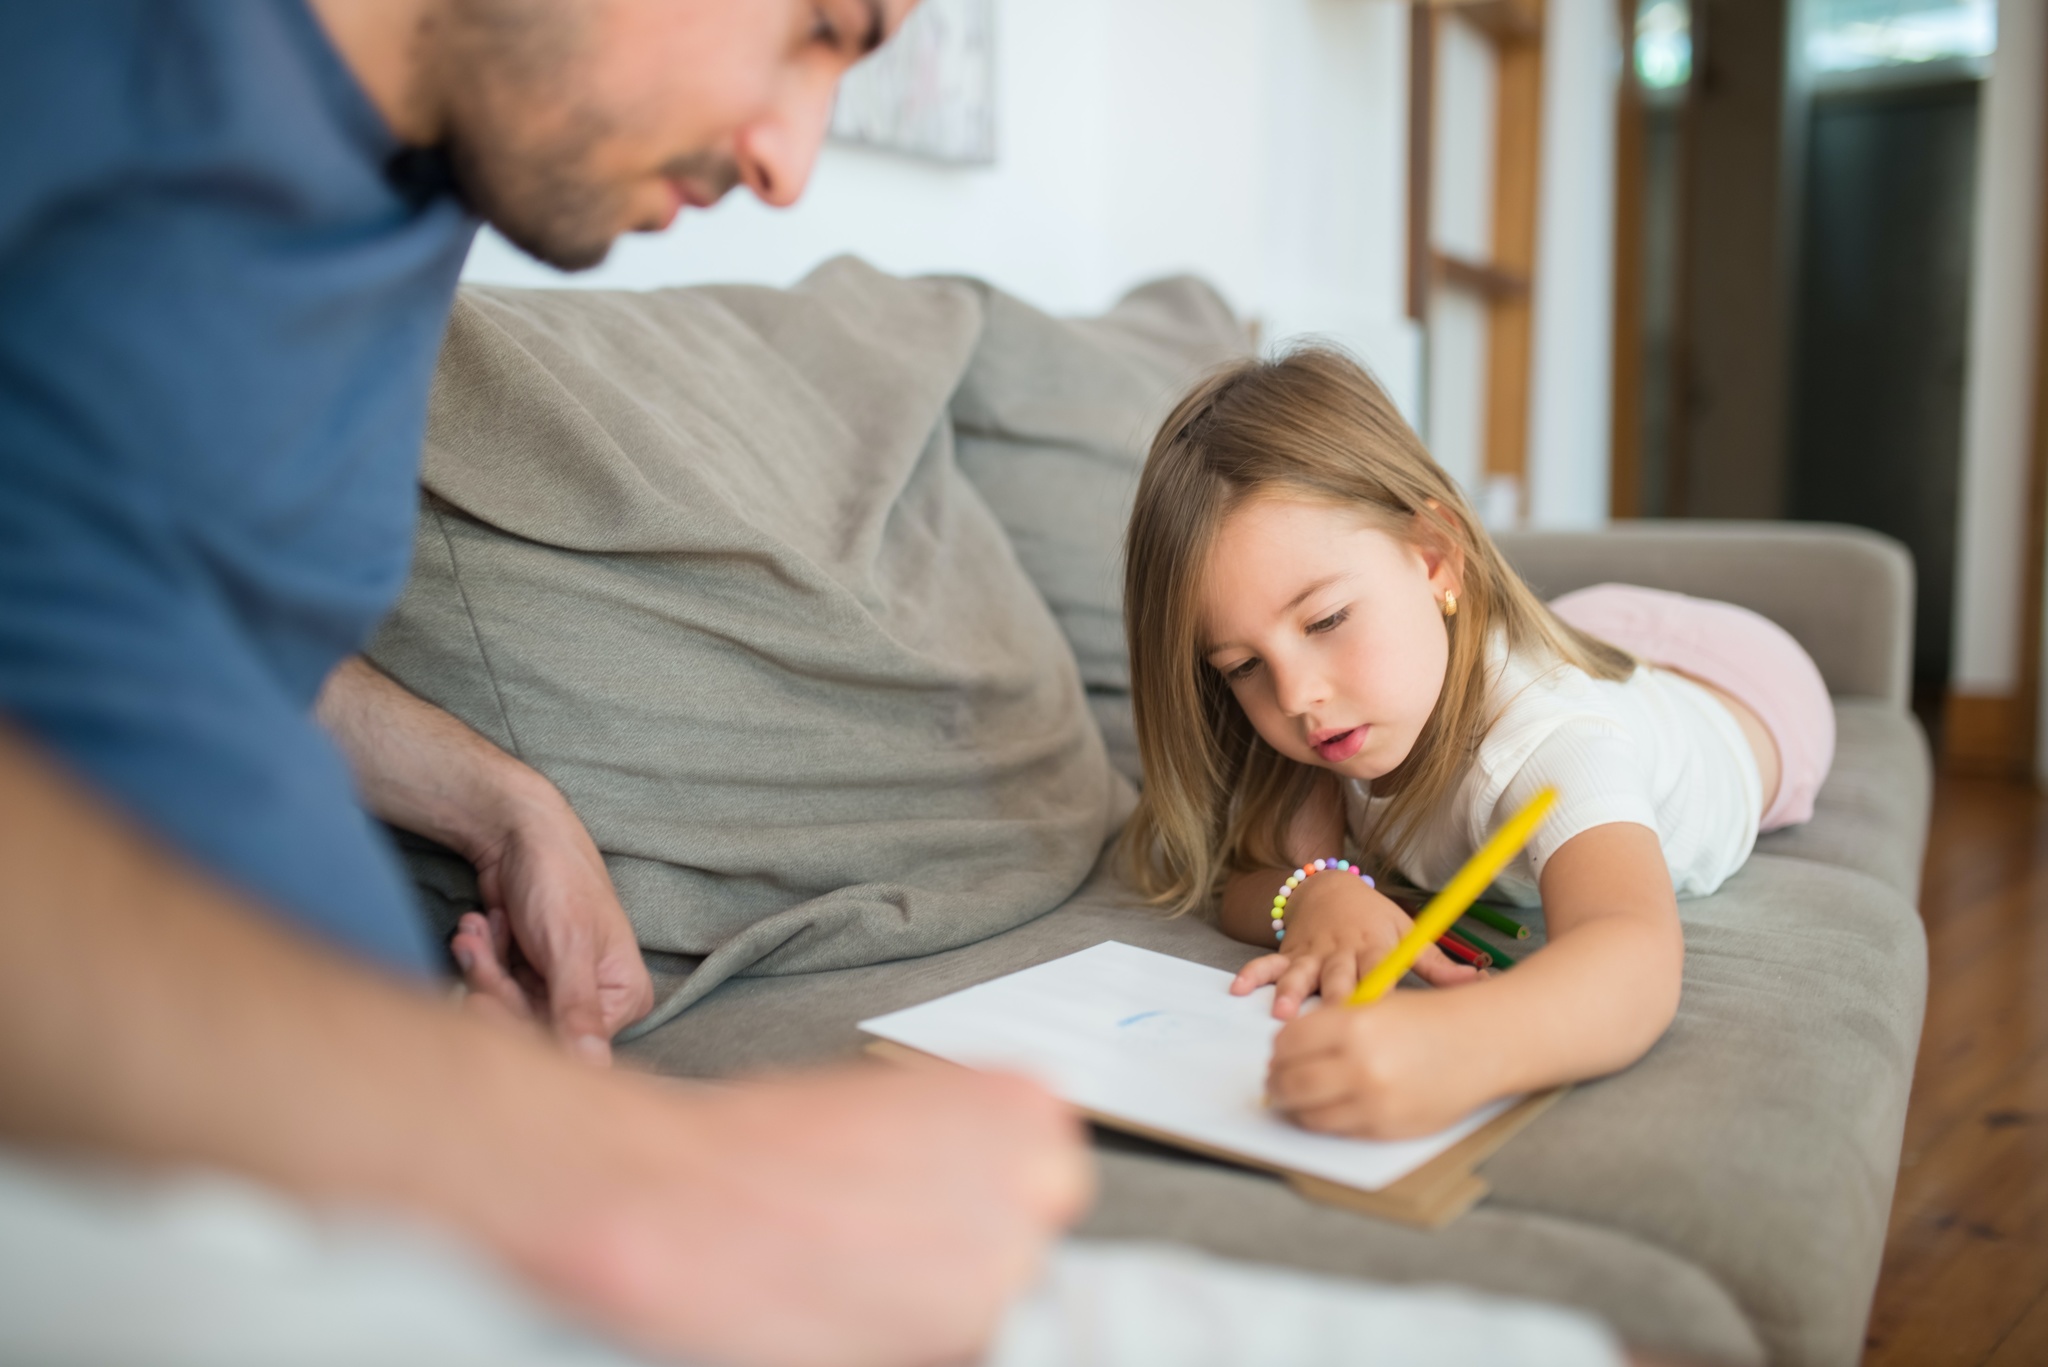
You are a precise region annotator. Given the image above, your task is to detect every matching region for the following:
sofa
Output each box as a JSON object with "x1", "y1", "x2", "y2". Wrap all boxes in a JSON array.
[
  {"x1": 380, "y1": 264, "x2": 1930, "y2": 1367},
  {"x1": 619, "y1": 520, "x2": 1928, "y2": 1367}
]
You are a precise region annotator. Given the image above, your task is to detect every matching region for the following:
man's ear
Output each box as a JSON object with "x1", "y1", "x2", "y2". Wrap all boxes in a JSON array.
[{"x1": 1411, "y1": 501, "x2": 1466, "y2": 597}]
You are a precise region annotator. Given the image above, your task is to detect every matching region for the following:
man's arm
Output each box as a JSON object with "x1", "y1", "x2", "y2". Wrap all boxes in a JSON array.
[
  {"x1": 0, "y1": 725, "x2": 1090, "y2": 1367},
  {"x1": 316, "y1": 656, "x2": 652, "y2": 1060}
]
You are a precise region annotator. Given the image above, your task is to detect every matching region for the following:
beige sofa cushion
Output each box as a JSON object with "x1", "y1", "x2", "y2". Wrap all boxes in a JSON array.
[
  {"x1": 625, "y1": 699, "x2": 1929, "y2": 1367},
  {"x1": 371, "y1": 262, "x2": 1151, "y2": 1032}
]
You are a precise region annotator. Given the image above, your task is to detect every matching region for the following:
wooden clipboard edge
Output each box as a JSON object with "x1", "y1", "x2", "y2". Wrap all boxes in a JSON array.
[
  {"x1": 1291, "y1": 1085, "x2": 1568, "y2": 1229},
  {"x1": 861, "y1": 1038, "x2": 1567, "y2": 1231},
  {"x1": 1288, "y1": 1169, "x2": 1490, "y2": 1229},
  {"x1": 865, "y1": 1038, "x2": 956, "y2": 1071}
]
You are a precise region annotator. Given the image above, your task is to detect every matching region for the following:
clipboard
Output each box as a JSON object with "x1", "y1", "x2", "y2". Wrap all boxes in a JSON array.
[{"x1": 866, "y1": 1036, "x2": 1565, "y2": 1230}]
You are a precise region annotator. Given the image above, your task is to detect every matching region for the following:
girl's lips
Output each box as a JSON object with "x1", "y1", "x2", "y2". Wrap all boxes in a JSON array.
[{"x1": 1313, "y1": 726, "x2": 1367, "y2": 763}]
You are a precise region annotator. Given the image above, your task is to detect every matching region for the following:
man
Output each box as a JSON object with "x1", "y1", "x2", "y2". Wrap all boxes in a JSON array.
[{"x1": 0, "y1": 3, "x2": 1087, "y2": 1363}]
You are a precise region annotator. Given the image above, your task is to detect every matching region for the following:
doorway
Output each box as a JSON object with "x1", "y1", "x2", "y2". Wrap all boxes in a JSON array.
[
  {"x1": 1787, "y1": 78, "x2": 1981, "y2": 691},
  {"x1": 1611, "y1": 0, "x2": 1997, "y2": 726}
]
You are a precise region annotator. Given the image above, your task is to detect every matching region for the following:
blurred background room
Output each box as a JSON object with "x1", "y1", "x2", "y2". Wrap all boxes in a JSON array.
[
  {"x1": 466, "y1": 11, "x2": 2047, "y2": 1358},
  {"x1": 467, "y1": 0, "x2": 2045, "y2": 783}
]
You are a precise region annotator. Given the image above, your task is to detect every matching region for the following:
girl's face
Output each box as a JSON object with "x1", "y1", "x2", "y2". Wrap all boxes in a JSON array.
[{"x1": 1199, "y1": 495, "x2": 1458, "y2": 782}]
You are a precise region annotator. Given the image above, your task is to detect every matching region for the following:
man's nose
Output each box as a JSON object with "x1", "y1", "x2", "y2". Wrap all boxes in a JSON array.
[{"x1": 735, "y1": 67, "x2": 838, "y2": 209}]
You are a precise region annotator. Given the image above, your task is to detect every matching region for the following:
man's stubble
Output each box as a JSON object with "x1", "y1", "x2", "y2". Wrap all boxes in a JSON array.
[{"x1": 429, "y1": 0, "x2": 741, "y2": 271}]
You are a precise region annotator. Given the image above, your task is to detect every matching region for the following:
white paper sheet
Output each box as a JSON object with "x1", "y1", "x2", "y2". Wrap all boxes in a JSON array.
[{"x1": 859, "y1": 941, "x2": 1515, "y2": 1193}]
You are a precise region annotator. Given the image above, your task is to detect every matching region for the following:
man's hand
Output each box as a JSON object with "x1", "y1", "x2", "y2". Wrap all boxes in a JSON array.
[
  {"x1": 450, "y1": 783, "x2": 654, "y2": 1064},
  {"x1": 518, "y1": 1063, "x2": 1093, "y2": 1367},
  {"x1": 1229, "y1": 875, "x2": 1479, "y2": 1019},
  {"x1": 316, "y1": 657, "x2": 654, "y2": 1058},
  {"x1": 0, "y1": 727, "x2": 1090, "y2": 1367}
]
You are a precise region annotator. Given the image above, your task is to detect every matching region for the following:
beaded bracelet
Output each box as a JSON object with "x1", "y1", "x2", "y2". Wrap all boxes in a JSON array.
[{"x1": 1271, "y1": 859, "x2": 1373, "y2": 942}]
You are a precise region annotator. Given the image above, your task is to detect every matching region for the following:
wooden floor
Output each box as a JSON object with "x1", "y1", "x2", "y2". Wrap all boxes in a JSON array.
[{"x1": 1863, "y1": 774, "x2": 2048, "y2": 1365}]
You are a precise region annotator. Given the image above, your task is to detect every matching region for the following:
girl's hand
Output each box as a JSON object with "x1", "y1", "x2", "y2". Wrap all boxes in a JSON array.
[
  {"x1": 1265, "y1": 990, "x2": 1476, "y2": 1138},
  {"x1": 1229, "y1": 875, "x2": 1480, "y2": 1019}
]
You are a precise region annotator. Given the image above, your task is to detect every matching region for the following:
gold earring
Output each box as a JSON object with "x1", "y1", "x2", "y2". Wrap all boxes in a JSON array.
[{"x1": 1441, "y1": 591, "x2": 1458, "y2": 619}]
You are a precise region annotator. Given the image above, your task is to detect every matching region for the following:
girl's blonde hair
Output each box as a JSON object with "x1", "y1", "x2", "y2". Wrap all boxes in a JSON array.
[{"x1": 1119, "y1": 346, "x2": 1632, "y2": 913}]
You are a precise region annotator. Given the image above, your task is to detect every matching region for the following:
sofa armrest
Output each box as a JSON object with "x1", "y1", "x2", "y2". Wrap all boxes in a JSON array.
[{"x1": 1495, "y1": 520, "x2": 1914, "y2": 708}]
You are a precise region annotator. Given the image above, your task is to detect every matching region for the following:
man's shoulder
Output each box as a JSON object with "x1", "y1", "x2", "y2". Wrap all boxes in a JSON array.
[
  {"x1": 0, "y1": 2, "x2": 376, "y2": 252},
  {"x1": 0, "y1": 4, "x2": 150, "y2": 210}
]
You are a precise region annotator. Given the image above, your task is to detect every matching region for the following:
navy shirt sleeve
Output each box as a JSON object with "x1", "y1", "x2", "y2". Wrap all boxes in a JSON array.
[
  {"x1": 0, "y1": 2, "x2": 475, "y2": 973},
  {"x1": 0, "y1": 413, "x2": 432, "y2": 971}
]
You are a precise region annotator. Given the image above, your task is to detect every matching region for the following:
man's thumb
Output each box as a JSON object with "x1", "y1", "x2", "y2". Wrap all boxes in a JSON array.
[{"x1": 547, "y1": 957, "x2": 613, "y2": 1067}]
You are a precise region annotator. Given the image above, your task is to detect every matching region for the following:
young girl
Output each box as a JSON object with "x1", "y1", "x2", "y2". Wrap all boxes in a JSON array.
[{"x1": 1121, "y1": 347, "x2": 1834, "y2": 1140}]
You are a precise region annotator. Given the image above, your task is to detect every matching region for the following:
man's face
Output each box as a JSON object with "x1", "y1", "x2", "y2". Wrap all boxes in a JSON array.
[{"x1": 436, "y1": 0, "x2": 918, "y2": 270}]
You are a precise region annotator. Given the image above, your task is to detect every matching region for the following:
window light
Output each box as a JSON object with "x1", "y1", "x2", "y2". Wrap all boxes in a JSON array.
[
  {"x1": 1803, "y1": 0, "x2": 1996, "y2": 75},
  {"x1": 1634, "y1": 0, "x2": 1693, "y2": 92}
]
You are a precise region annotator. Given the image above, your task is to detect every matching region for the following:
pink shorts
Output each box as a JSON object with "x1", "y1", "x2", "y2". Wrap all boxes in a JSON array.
[{"x1": 1547, "y1": 584, "x2": 1835, "y2": 832}]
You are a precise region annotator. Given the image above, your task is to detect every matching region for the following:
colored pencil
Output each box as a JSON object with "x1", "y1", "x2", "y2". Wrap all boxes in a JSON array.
[
  {"x1": 1438, "y1": 929, "x2": 1492, "y2": 968},
  {"x1": 1346, "y1": 788, "x2": 1556, "y2": 1007},
  {"x1": 1458, "y1": 924, "x2": 1520, "y2": 970},
  {"x1": 1467, "y1": 903, "x2": 1532, "y2": 941}
]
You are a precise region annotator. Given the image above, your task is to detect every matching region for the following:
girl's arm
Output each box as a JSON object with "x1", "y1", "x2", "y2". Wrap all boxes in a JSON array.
[
  {"x1": 1215, "y1": 774, "x2": 1345, "y2": 943},
  {"x1": 1219, "y1": 778, "x2": 1479, "y2": 1016},
  {"x1": 1265, "y1": 820, "x2": 1684, "y2": 1139}
]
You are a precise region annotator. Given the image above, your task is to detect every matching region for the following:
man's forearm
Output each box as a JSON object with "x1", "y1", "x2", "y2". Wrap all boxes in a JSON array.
[
  {"x1": 0, "y1": 725, "x2": 560, "y2": 1219},
  {"x1": 316, "y1": 655, "x2": 555, "y2": 864},
  {"x1": 316, "y1": 656, "x2": 653, "y2": 1046},
  {"x1": 0, "y1": 725, "x2": 1090, "y2": 1367}
]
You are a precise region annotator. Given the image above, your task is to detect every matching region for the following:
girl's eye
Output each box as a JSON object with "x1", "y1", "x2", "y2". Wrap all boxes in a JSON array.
[
  {"x1": 1307, "y1": 609, "x2": 1349, "y2": 635},
  {"x1": 1225, "y1": 658, "x2": 1261, "y2": 683}
]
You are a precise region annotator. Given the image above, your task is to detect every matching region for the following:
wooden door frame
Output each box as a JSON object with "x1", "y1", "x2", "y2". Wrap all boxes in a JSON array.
[
  {"x1": 1610, "y1": 0, "x2": 1646, "y2": 519},
  {"x1": 1943, "y1": 60, "x2": 2048, "y2": 778},
  {"x1": 1407, "y1": 0, "x2": 1548, "y2": 511}
]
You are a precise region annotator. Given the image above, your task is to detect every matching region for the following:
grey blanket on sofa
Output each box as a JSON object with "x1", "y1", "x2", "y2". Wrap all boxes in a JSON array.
[{"x1": 369, "y1": 258, "x2": 1245, "y2": 1031}]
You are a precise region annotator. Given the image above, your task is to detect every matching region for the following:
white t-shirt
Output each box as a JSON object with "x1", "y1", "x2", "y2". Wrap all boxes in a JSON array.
[{"x1": 1342, "y1": 638, "x2": 1763, "y2": 905}]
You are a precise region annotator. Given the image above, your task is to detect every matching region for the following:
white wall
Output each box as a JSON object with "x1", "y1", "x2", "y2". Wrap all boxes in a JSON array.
[
  {"x1": 1414, "y1": 0, "x2": 1618, "y2": 526},
  {"x1": 463, "y1": 0, "x2": 1423, "y2": 414},
  {"x1": 1954, "y1": 0, "x2": 2045, "y2": 707},
  {"x1": 1526, "y1": 0, "x2": 1620, "y2": 529},
  {"x1": 1426, "y1": 16, "x2": 1500, "y2": 498},
  {"x1": 461, "y1": 0, "x2": 1618, "y2": 526},
  {"x1": 463, "y1": 1, "x2": 1123, "y2": 306},
  {"x1": 1252, "y1": 0, "x2": 1418, "y2": 408}
]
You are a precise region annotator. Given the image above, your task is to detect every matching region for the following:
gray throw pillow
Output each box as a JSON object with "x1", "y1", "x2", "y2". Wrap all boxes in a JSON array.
[
  {"x1": 369, "y1": 258, "x2": 1137, "y2": 1031},
  {"x1": 950, "y1": 277, "x2": 1251, "y2": 691}
]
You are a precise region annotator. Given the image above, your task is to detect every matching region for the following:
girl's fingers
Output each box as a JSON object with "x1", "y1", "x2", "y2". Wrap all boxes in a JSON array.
[
  {"x1": 1319, "y1": 953, "x2": 1360, "y2": 1006},
  {"x1": 1265, "y1": 1055, "x2": 1357, "y2": 1114},
  {"x1": 1230, "y1": 953, "x2": 1291, "y2": 996},
  {"x1": 1272, "y1": 955, "x2": 1326, "y2": 1020},
  {"x1": 1267, "y1": 1003, "x2": 1351, "y2": 1065},
  {"x1": 1288, "y1": 1098, "x2": 1376, "y2": 1136},
  {"x1": 1412, "y1": 946, "x2": 1484, "y2": 987}
]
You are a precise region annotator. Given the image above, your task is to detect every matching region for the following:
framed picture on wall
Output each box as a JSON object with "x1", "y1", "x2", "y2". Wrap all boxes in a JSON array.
[{"x1": 829, "y1": 0, "x2": 996, "y2": 165}]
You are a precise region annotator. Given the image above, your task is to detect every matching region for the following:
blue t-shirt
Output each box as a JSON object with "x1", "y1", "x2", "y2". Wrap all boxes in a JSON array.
[{"x1": 0, "y1": 2, "x2": 479, "y2": 972}]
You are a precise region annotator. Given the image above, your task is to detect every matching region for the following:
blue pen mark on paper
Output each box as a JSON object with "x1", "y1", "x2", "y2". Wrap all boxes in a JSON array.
[{"x1": 1117, "y1": 1009, "x2": 1164, "y2": 1028}]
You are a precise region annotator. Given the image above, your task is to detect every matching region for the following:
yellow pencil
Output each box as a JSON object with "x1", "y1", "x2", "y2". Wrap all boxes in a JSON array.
[{"x1": 1345, "y1": 787, "x2": 1558, "y2": 1008}]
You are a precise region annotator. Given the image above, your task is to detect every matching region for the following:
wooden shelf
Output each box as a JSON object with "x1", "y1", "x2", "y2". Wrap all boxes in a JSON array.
[
  {"x1": 1435, "y1": 0, "x2": 1542, "y2": 46},
  {"x1": 1432, "y1": 251, "x2": 1531, "y2": 299},
  {"x1": 1407, "y1": 0, "x2": 1546, "y2": 493}
]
